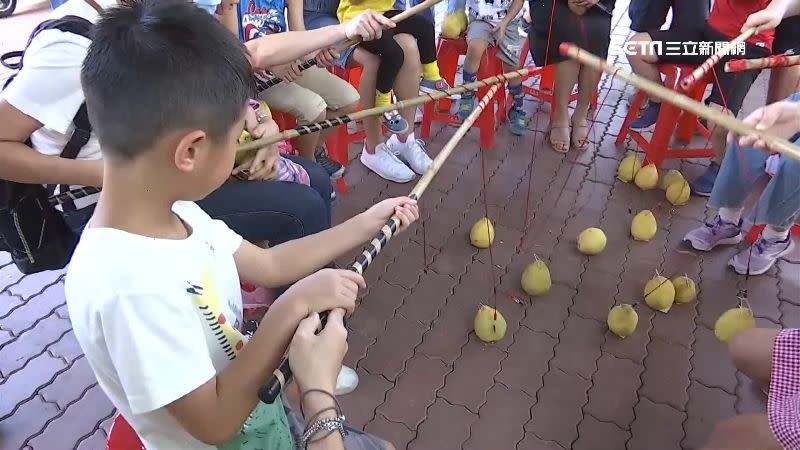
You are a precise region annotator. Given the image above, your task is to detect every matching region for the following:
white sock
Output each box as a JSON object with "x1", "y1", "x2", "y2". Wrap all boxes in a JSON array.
[
  {"x1": 763, "y1": 225, "x2": 790, "y2": 242},
  {"x1": 719, "y1": 207, "x2": 743, "y2": 224}
]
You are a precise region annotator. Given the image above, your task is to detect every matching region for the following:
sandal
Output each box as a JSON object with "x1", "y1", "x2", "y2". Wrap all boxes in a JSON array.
[
  {"x1": 546, "y1": 124, "x2": 570, "y2": 154},
  {"x1": 570, "y1": 119, "x2": 590, "y2": 151}
]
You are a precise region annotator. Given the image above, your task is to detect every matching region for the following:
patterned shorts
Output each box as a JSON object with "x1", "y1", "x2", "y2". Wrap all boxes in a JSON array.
[{"x1": 768, "y1": 328, "x2": 800, "y2": 449}]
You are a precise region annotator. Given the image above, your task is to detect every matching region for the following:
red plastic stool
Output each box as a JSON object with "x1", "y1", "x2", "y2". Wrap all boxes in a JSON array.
[
  {"x1": 420, "y1": 36, "x2": 507, "y2": 149},
  {"x1": 616, "y1": 64, "x2": 714, "y2": 168},
  {"x1": 106, "y1": 414, "x2": 144, "y2": 450},
  {"x1": 518, "y1": 39, "x2": 598, "y2": 118},
  {"x1": 746, "y1": 224, "x2": 800, "y2": 243}
]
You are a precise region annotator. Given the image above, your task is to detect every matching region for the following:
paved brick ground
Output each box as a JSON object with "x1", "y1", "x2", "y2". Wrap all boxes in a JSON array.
[{"x1": 2, "y1": 2, "x2": 800, "y2": 449}]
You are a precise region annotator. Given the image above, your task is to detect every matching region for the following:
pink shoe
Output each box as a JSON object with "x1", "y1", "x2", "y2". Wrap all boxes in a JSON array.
[{"x1": 241, "y1": 281, "x2": 276, "y2": 309}]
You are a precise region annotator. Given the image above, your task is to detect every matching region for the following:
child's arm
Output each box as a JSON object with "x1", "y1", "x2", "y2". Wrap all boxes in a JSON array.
[
  {"x1": 245, "y1": 10, "x2": 394, "y2": 69},
  {"x1": 504, "y1": 0, "x2": 525, "y2": 27},
  {"x1": 235, "y1": 197, "x2": 419, "y2": 287},
  {"x1": 286, "y1": 0, "x2": 306, "y2": 31},
  {"x1": 743, "y1": 0, "x2": 800, "y2": 32},
  {"x1": 165, "y1": 269, "x2": 363, "y2": 445}
]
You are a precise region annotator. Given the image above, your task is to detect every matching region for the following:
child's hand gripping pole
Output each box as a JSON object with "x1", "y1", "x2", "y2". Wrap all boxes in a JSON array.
[
  {"x1": 258, "y1": 82, "x2": 503, "y2": 404},
  {"x1": 256, "y1": 0, "x2": 443, "y2": 92}
]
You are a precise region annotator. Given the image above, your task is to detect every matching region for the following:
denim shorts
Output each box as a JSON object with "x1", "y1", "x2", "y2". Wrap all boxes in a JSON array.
[{"x1": 304, "y1": 12, "x2": 354, "y2": 68}]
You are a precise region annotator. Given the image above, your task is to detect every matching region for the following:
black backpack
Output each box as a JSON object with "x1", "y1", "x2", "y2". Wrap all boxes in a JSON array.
[{"x1": 0, "y1": 15, "x2": 96, "y2": 275}]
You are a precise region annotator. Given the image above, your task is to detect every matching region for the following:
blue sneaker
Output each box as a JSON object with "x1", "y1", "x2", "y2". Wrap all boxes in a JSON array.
[
  {"x1": 508, "y1": 107, "x2": 526, "y2": 136},
  {"x1": 420, "y1": 78, "x2": 450, "y2": 94},
  {"x1": 629, "y1": 102, "x2": 661, "y2": 130},
  {"x1": 690, "y1": 162, "x2": 720, "y2": 197},
  {"x1": 458, "y1": 94, "x2": 475, "y2": 122}
]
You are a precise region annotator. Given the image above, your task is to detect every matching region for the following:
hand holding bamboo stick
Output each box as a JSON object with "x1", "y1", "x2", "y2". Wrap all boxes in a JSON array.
[
  {"x1": 559, "y1": 43, "x2": 800, "y2": 160},
  {"x1": 256, "y1": 0, "x2": 442, "y2": 91}
]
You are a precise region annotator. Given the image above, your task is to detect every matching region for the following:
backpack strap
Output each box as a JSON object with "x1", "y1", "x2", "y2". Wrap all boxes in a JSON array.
[{"x1": 49, "y1": 103, "x2": 92, "y2": 212}]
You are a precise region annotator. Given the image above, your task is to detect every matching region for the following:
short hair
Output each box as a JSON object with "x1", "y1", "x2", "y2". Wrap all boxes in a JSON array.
[{"x1": 81, "y1": 0, "x2": 254, "y2": 159}]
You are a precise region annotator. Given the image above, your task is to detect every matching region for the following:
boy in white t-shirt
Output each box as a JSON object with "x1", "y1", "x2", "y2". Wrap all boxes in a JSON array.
[
  {"x1": 65, "y1": 1, "x2": 415, "y2": 449},
  {"x1": 454, "y1": 0, "x2": 526, "y2": 136}
]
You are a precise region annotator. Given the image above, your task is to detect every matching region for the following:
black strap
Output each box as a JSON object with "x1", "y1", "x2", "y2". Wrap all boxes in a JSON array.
[{"x1": 51, "y1": 103, "x2": 92, "y2": 212}]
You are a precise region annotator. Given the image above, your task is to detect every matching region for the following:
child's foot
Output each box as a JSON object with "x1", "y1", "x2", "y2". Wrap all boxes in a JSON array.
[
  {"x1": 546, "y1": 123, "x2": 570, "y2": 153},
  {"x1": 690, "y1": 162, "x2": 720, "y2": 197},
  {"x1": 383, "y1": 110, "x2": 409, "y2": 134},
  {"x1": 729, "y1": 236, "x2": 795, "y2": 275},
  {"x1": 388, "y1": 133, "x2": 433, "y2": 175},
  {"x1": 314, "y1": 146, "x2": 345, "y2": 180},
  {"x1": 507, "y1": 107, "x2": 526, "y2": 136},
  {"x1": 420, "y1": 78, "x2": 451, "y2": 94},
  {"x1": 458, "y1": 94, "x2": 475, "y2": 122},
  {"x1": 629, "y1": 101, "x2": 661, "y2": 130},
  {"x1": 360, "y1": 143, "x2": 415, "y2": 183},
  {"x1": 683, "y1": 216, "x2": 743, "y2": 251}
]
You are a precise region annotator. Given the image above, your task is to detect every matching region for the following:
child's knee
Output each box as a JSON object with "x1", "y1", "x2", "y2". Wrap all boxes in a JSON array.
[
  {"x1": 729, "y1": 328, "x2": 777, "y2": 379},
  {"x1": 467, "y1": 39, "x2": 490, "y2": 57}
]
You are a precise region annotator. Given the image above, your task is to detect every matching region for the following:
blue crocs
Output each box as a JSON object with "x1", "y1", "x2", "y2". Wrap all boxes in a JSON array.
[
  {"x1": 629, "y1": 102, "x2": 661, "y2": 130},
  {"x1": 508, "y1": 107, "x2": 526, "y2": 136}
]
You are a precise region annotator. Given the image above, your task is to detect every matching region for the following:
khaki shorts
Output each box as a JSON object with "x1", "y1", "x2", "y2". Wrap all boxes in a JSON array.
[
  {"x1": 466, "y1": 17, "x2": 523, "y2": 67},
  {"x1": 258, "y1": 65, "x2": 360, "y2": 124}
]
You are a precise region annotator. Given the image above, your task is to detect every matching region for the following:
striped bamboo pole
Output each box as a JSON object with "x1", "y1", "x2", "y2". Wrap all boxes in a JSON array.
[
  {"x1": 726, "y1": 54, "x2": 800, "y2": 72},
  {"x1": 258, "y1": 83, "x2": 504, "y2": 404},
  {"x1": 679, "y1": 28, "x2": 757, "y2": 90},
  {"x1": 560, "y1": 43, "x2": 800, "y2": 160},
  {"x1": 239, "y1": 66, "x2": 537, "y2": 154},
  {"x1": 255, "y1": 0, "x2": 442, "y2": 91}
]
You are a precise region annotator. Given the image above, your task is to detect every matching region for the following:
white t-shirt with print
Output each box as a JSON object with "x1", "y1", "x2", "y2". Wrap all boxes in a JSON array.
[
  {"x1": 0, "y1": 0, "x2": 117, "y2": 209},
  {"x1": 65, "y1": 201, "x2": 246, "y2": 450}
]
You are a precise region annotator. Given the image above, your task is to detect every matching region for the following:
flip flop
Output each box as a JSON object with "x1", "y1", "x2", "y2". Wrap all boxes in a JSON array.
[{"x1": 546, "y1": 125, "x2": 570, "y2": 154}]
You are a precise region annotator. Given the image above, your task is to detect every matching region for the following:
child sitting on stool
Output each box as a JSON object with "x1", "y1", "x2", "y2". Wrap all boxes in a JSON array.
[{"x1": 454, "y1": 0, "x2": 526, "y2": 136}]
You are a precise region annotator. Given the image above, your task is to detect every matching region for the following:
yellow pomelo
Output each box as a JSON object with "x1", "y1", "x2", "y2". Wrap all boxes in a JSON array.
[
  {"x1": 474, "y1": 305, "x2": 507, "y2": 343},
  {"x1": 631, "y1": 210, "x2": 657, "y2": 241},
  {"x1": 617, "y1": 155, "x2": 642, "y2": 182},
  {"x1": 634, "y1": 163, "x2": 659, "y2": 190},
  {"x1": 577, "y1": 227, "x2": 607, "y2": 255},
  {"x1": 714, "y1": 306, "x2": 755, "y2": 343},
  {"x1": 441, "y1": 11, "x2": 468, "y2": 38},
  {"x1": 666, "y1": 179, "x2": 691, "y2": 206},
  {"x1": 521, "y1": 255, "x2": 551, "y2": 296},
  {"x1": 607, "y1": 304, "x2": 638, "y2": 338},
  {"x1": 661, "y1": 169, "x2": 684, "y2": 191},
  {"x1": 470, "y1": 217, "x2": 495, "y2": 248},
  {"x1": 644, "y1": 275, "x2": 675, "y2": 313},
  {"x1": 671, "y1": 276, "x2": 697, "y2": 304}
]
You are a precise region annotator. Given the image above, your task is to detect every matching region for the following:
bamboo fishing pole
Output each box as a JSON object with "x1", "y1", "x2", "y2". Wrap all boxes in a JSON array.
[
  {"x1": 239, "y1": 66, "x2": 537, "y2": 154},
  {"x1": 258, "y1": 83, "x2": 504, "y2": 404},
  {"x1": 726, "y1": 53, "x2": 800, "y2": 72},
  {"x1": 559, "y1": 43, "x2": 800, "y2": 160},
  {"x1": 255, "y1": 0, "x2": 442, "y2": 91},
  {"x1": 679, "y1": 28, "x2": 757, "y2": 91}
]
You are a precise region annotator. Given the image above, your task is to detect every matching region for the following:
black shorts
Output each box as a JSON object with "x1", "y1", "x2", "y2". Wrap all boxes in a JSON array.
[
  {"x1": 774, "y1": 15, "x2": 800, "y2": 54},
  {"x1": 628, "y1": 0, "x2": 710, "y2": 33},
  {"x1": 648, "y1": 23, "x2": 770, "y2": 115}
]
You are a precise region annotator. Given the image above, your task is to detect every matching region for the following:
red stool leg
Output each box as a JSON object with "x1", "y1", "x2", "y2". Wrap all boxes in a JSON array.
[
  {"x1": 325, "y1": 128, "x2": 348, "y2": 193},
  {"x1": 420, "y1": 101, "x2": 435, "y2": 139},
  {"x1": 436, "y1": 38, "x2": 463, "y2": 112}
]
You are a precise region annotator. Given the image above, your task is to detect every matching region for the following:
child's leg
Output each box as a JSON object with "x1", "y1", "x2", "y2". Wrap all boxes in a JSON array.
[
  {"x1": 358, "y1": 31, "x2": 409, "y2": 134},
  {"x1": 458, "y1": 20, "x2": 491, "y2": 121},
  {"x1": 729, "y1": 328, "x2": 779, "y2": 391},
  {"x1": 391, "y1": 13, "x2": 448, "y2": 91},
  {"x1": 496, "y1": 18, "x2": 526, "y2": 135}
]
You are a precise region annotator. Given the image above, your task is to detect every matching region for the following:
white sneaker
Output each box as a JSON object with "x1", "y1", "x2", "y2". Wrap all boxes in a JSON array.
[
  {"x1": 388, "y1": 133, "x2": 432, "y2": 175},
  {"x1": 334, "y1": 365, "x2": 359, "y2": 396},
  {"x1": 360, "y1": 143, "x2": 415, "y2": 183}
]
